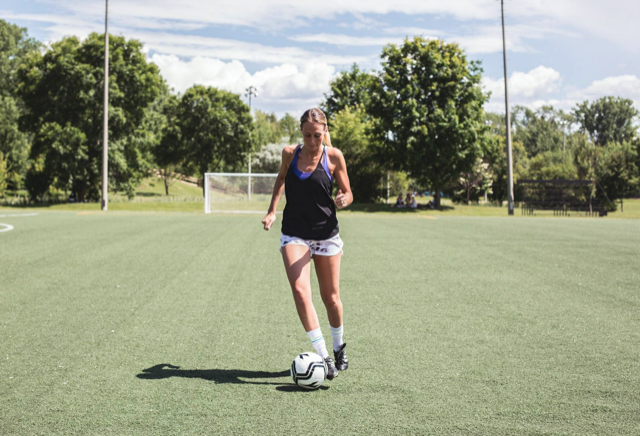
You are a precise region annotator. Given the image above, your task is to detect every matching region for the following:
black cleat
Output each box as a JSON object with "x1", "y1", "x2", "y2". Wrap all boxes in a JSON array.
[
  {"x1": 334, "y1": 343, "x2": 349, "y2": 371},
  {"x1": 324, "y1": 356, "x2": 338, "y2": 380}
]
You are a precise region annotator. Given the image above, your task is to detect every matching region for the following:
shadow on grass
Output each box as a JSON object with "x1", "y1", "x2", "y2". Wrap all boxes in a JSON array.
[{"x1": 137, "y1": 363, "x2": 291, "y2": 386}]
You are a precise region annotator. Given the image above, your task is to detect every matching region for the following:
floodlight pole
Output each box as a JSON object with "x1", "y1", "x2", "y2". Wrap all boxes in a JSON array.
[
  {"x1": 245, "y1": 86, "x2": 258, "y2": 201},
  {"x1": 101, "y1": 0, "x2": 109, "y2": 211},
  {"x1": 501, "y1": 0, "x2": 514, "y2": 215}
]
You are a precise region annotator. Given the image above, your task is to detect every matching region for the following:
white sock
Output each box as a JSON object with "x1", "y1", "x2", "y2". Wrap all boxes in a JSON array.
[
  {"x1": 330, "y1": 325, "x2": 344, "y2": 352},
  {"x1": 306, "y1": 328, "x2": 329, "y2": 358}
]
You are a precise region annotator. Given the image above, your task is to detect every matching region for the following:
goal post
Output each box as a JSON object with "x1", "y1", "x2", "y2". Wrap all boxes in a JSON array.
[{"x1": 204, "y1": 172, "x2": 280, "y2": 213}]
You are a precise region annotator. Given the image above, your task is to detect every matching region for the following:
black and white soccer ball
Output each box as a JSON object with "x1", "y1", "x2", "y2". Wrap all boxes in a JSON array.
[{"x1": 290, "y1": 352, "x2": 327, "y2": 389}]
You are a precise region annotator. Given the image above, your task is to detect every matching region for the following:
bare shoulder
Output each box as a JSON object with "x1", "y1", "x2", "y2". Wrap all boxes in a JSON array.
[
  {"x1": 327, "y1": 147, "x2": 345, "y2": 166},
  {"x1": 327, "y1": 147, "x2": 344, "y2": 160},
  {"x1": 281, "y1": 144, "x2": 299, "y2": 164}
]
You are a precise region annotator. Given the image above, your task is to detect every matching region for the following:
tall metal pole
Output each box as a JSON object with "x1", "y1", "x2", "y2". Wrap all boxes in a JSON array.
[
  {"x1": 501, "y1": 0, "x2": 514, "y2": 215},
  {"x1": 245, "y1": 86, "x2": 258, "y2": 201},
  {"x1": 101, "y1": 0, "x2": 109, "y2": 211}
]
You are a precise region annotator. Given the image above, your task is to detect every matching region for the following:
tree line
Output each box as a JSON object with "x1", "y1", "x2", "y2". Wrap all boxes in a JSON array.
[{"x1": 1, "y1": 19, "x2": 638, "y2": 209}]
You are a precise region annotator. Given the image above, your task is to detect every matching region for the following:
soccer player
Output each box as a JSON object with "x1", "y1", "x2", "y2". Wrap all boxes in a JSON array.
[{"x1": 262, "y1": 108, "x2": 352, "y2": 380}]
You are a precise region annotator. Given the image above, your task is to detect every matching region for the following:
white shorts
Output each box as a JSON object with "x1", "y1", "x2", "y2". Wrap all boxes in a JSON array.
[{"x1": 280, "y1": 233, "x2": 344, "y2": 257}]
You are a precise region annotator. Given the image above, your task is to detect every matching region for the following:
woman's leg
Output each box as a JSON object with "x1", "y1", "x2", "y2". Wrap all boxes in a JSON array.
[
  {"x1": 281, "y1": 244, "x2": 318, "y2": 331},
  {"x1": 314, "y1": 252, "x2": 348, "y2": 370},
  {"x1": 313, "y1": 253, "x2": 343, "y2": 329}
]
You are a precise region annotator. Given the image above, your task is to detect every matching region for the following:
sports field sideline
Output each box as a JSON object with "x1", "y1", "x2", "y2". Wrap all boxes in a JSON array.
[{"x1": 1, "y1": 211, "x2": 639, "y2": 435}]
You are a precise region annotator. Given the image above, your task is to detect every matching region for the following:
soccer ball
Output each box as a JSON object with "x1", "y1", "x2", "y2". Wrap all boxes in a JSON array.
[{"x1": 290, "y1": 352, "x2": 327, "y2": 389}]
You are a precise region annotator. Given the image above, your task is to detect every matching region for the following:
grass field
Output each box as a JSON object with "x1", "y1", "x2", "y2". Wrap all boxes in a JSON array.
[
  {"x1": 1, "y1": 211, "x2": 639, "y2": 435},
  {"x1": 3, "y1": 198, "x2": 640, "y2": 219}
]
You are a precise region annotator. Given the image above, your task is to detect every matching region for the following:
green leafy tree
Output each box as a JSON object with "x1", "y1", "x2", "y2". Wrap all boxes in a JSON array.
[
  {"x1": 279, "y1": 113, "x2": 300, "y2": 144},
  {"x1": 528, "y1": 150, "x2": 578, "y2": 180},
  {"x1": 254, "y1": 110, "x2": 283, "y2": 148},
  {"x1": 371, "y1": 37, "x2": 489, "y2": 208},
  {"x1": 0, "y1": 20, "x2": 41, "y2": 98},
  {"x1": 153, "y1": 93, "x2": 183, "y2": 195},
  {"x1": 322, "y1": 64, "x2": 377, "y2": 121},
  {"x1": 0, "y1": 152, "x2": 7, "y2": 197},
  {"x1": 0, "y1": 20, "x2": 41, "y2": 191},
  {"x1": 17, "y1": 33, "x2": 164, "y2": 201},
  {"x1": 454, "y1": 157, "x2": 492, "y2": 204},
  {"x1": 484, "y1": 133, "x2": 528, "y2": 205},
  {"x1": 512, "y1": 105, "x2": 567, "y2": 157},
  {"x1": 0, "y1": 95, "x2": 30, "y2": 190},
  {"x1": 330, "y1": 105, "x2": 384, "y2": 203},
  {"x1": 176, "y1": 85, "x2": 253, "y2": 192},
  {"x1": 596, "y1": 141, "x2": 638, "y2": 211},
  {"x1": 573, "y1": 97, "x2": 639, "y2": 146}
]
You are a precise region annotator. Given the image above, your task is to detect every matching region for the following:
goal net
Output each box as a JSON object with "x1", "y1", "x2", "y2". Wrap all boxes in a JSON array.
[{"x1": 204, "y1": 172, "x2": 280, "y2": 213}]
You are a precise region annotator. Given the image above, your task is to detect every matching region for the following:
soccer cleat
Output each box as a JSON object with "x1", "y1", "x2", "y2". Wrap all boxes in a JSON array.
[
  {"x1": 334, "y1": 342, "x2": 349, "y2": 371},
  {"x1": 324, "y1": 356, "x2": 338, "y2": 380}
]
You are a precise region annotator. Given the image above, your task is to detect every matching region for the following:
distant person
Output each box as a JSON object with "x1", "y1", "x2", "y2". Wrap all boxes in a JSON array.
[
  {"x1": 405, "y1": 193, "x2": 413, "y2": 207},
  {"x1": 410, "y1": 195, "x2": 418, "y2": 209},
  {"x1": 261, "y1": 108, "x2": 350, "y2": 381},
  {"x1": 395, "y1": 193, "x2": 404, "y2": 207}
]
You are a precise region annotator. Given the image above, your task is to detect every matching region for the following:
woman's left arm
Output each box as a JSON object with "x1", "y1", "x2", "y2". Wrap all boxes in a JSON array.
[{"x1": 332, "y1": 149, "x2": 353, "y2": 210}]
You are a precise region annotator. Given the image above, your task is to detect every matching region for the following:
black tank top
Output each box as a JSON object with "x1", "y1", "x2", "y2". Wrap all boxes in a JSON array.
[{"x1": 282, "y1": 145, "x2": 339, "y2": 240}]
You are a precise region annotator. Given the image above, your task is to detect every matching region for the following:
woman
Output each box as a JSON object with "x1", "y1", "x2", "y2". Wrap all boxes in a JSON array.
[{"x1": 262, "y1": 108, "x2": 352, "y2": 380}]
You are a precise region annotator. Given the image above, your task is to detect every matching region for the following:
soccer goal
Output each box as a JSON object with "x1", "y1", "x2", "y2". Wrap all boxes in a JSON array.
[{"x1": 204, "y1": 172, "x2": 279, "y2": 213}]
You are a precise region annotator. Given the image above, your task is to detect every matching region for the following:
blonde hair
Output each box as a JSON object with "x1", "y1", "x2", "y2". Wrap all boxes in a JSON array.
[
  {"x1": 300, "y1": 108, "x2": 327, "y2": 128},
  {"x1": 300, "y1": 108, "x2": 331, "y2": 146}
]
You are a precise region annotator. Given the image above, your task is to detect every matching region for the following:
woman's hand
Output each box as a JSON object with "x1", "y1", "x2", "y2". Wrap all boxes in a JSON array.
[
  {"x1": 334, "y1": 189, "x2": 348, "y2": 209},
  {"x1": 262, "y1": 212, "x2": 276, "y2": 231}
]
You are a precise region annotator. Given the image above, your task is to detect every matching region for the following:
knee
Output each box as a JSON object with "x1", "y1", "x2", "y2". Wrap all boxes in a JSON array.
[
  {"x1": 292, "y1": 286, "x2": 312, "y2": 306},
  {"x1": 322, "y1": 291, "x2": 341, "y2": 308}
]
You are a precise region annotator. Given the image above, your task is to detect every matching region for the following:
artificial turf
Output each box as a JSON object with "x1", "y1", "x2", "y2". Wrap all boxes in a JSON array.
[{"x1": 1, "y1": 211, "x2": 638, "y2": 435}]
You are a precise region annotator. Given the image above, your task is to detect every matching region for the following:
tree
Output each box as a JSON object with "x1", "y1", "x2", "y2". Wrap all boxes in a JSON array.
[
  {"x1": 573, "y1": 97, "x2": 639, "y2": 147},
  {"x1": 372, "y1": 37, "x2": 489, "y2": 208},
  {"x1": 483, "y1": 122, "x2": 528, "y2": 205},
  {"x1": 512, "y1": 105, "x2": 567, "y2": 157},
  {"x1": 0, "y1": 95, "x2": 30, "y2": 190},
  {"x1": 176, "y1": 85, "x2": 253, "y2": 193},
  {"x1": 251, "y1": 143, "x2": 283, "y2": 174},
  {"x1": 17, "y1": 33, "x2": 164, "y2": 201},
  {"x1": 596, "y1": 141, "x2": 638, "y2": 211},
  {"x1": 322, "y1": 63, "x2": 377, "y2": 120},
  {"x1": 0, "y1": 20, "x2": 41, "y2": 98},
  {"x1": 455, "y1": 157, "x2": 492, "y2": 204},
  {"x1": 330, "y1": 105, "x2": 384, "y2": 203},
  {"x1": 0, "y1": 152, "x2": 7, "y2": 197},
  {"x1": 153, "y1": 93, "x2": 182, "y2": 196},
  {"x1": 0, "y1": 20, "x2": 41, "y2": 191},
  {"x1": 528, "y1": 150, "x2": 578, "y2": 180},
  {"x1": 254, "y1": 110, "x2": 283, "y2": 148},
  {"x1": 279, "y1": 113, "x2": 300, "y2": 144}
]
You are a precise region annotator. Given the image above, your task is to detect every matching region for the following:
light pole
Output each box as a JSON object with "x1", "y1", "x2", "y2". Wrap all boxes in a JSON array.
[
  {"x1": 101, "y1": 0, "x2": 109, "y2": 211},
  {"x1": 501, "y1": 0, "x2": 514, "y2": 215},
  {"x1": 245, "y1": 86, "x2": 258, "y2": 201}
]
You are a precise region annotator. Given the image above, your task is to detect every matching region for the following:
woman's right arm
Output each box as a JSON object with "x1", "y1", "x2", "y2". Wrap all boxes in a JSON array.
[{"x1": 262, "y1": 147, "x2": 293, "y2": 231}]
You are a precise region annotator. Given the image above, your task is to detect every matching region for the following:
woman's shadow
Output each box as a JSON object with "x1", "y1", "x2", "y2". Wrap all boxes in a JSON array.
[{"x1": 136, "y1": 363, "x2": 327, "y2": 391}]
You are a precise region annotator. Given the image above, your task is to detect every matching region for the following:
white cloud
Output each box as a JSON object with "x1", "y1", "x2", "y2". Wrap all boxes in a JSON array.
[
  {"x1": 126, "y1": 31, "x2": 370, "y2": 66},
  {"x1": 568, "y1": 75, "x2": 640, "y2": 109},
  {"x1": 570, "y1": 75, "x2": 640, "y2": 101},
  {"x1": 485, "y1": 73, "x2": 640, "y2": 114},
  {"x1": 151, "y1": 54, "x2": 335, "y2": 114},
  {"x1": 289, "y1": 34, "x2": 403, "y2": 47},
  {"x1": 382, "y1": 27, "x2": 443, "y2": 37},
  {"x1": 483, "y1": 66, "x2": 562, "y2": 100}
]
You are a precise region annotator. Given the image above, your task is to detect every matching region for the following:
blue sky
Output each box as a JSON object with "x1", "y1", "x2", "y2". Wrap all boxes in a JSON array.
[{"x1": 2, "y1": 0, "x2": 639, "y2": 117}]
